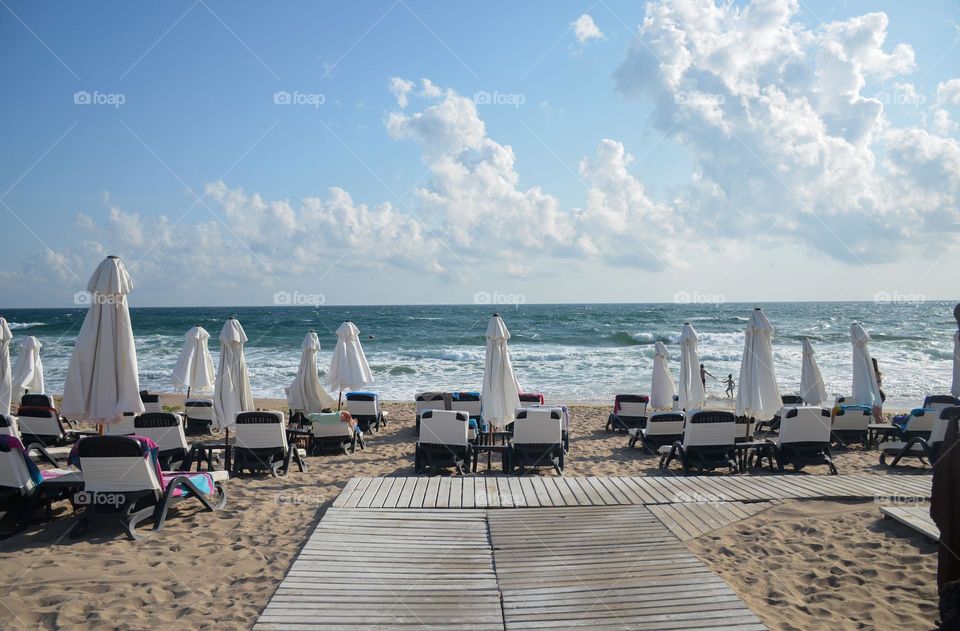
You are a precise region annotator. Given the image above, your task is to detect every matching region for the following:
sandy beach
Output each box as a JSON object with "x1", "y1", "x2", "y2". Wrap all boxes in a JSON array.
[{"x1": 0, "y1": 397, "x2": 938, "y2": 630}]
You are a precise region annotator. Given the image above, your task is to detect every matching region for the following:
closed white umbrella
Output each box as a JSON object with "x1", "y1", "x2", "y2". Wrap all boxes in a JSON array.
[
  {"x1": 482, "y1": 313, "x2": 521, "y2": 430},
  {"x1": 736, "y1": 308, "x2": 781, "y2": 420},
  {"x1": 951, "y1": 331, "x2": 959, "y2": 399},
  {"x1": 850, "y1": 323, "x2": 882, "y2": 407},
  {"x1": 0, "y1": 318, "x2": 11, "y2": 413},
  {"x1": 650, "y1": 341, "x2": 676, "y2": 411},
  {"x1": 800, "y1": 340, "x2": 828, "y2": 406},
  {"x1": 62, "y1": 256, "x2": 144, "y2": 425},
  {"x1": 328, "y1": 321, "x2": 373, "y2": 408},
  {"x1": 289, "y1": 330, "x2": 336, "y2": 413},
  {"x1": 678, "y1": 323, "x2": 706, "y2": 410},
  {"x1": 214, "y1": 317, "x2": 253, "y2": 431},
  {"x1": 12, "y1": 336, "x2": 44, "y2": 399},
  {"x1": 172, "y1": 326, "x2": 215, "y2": 396}
]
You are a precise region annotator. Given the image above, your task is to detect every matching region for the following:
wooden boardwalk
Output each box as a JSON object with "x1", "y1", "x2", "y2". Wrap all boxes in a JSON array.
[
  {"x1": 333, "y1": 474, "x2": 933, "y2": 510},
  {"x1": 256, "y1": 505, "x2": 765, "y2": 630},
  {"x1": 648, "y1": 500, "x2": 780, "y2": 541},
  {"x1": 881, "y1": 505, "x2": 939, "y2": 542}
]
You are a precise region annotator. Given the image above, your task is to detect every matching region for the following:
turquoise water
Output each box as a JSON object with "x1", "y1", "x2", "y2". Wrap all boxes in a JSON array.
[{"x1": 2, "y1": 302, "x2": 957, "y2": 406}]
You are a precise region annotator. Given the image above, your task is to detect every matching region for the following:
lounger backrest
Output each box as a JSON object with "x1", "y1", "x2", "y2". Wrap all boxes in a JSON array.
[
  {"x1": 184, "y1": 399, "x2": 214, "y2": 421},
  {"x1": 134, "y1": 413, "x2": 188, "y2": 451},
  {"x1": 513, "y1": 408, "x2": 562, "y2": 444},
  {"x1": 17, "y1": 408, "x2": 64, "y2": 440},
  {"x1": 835, "y1": 396, "x2": 859, "y2": 407},
  {"x1": 78, "y1": 436, "x2": 162, "y2": 493},
  {"x1": 684, "y1": 411, "x2": 736, "y2": 447},
  {"x1": 418, "y1": 410, "x2": 469, "y2": 446},
  {"x1": 781, "y1": 395, "x2": 803, "y2": 405},
  {"x1": 831, "y1": 406, "x2": 870, "y2": 431},
  {"x1": 671, "y1": 395, "x2": 681, "y2": 412},
  {"x1": 735, "y1": 416, "x2": 754, "y2": 441},
  {"x1": 140, "y1": 391, "x2": 164, "y2": 413},
  {"x1": 519, "y1": 393, "x2": 545, "y2": 405},
  {"x1": 235, "y1": 411, "x2": 288, "y2": 450},
  {"x1": 930, "y1": 406, "x2": 960, "y2": 446},
  {"x1": 778, "y1": 407, "x2": 831, "y2": 445},
  {"x1": 450, "y1": 392, "x2": 482, "y2": 418},
  {"x1": 310, "y1": 412, "x2": 352, "y2": 438},
  {"x1": 616, "y1": 394, "x2": 649, "y2": 418},
  {"x1": 0, "y1": 415, "x2": 20, "y2": 439},
  {"x1": 903, "y1": 408, "x2": 937, "y2": 434},
  {"x1": 645, "y1": 412, "x2": 685, "y2": 436},
  {"x1": 106, "y1": 413, "x2": 137, "y2": 436},
  {"x1": 923, "y1": 395, "x2": 960, "y2": 408},
  {"x1": 20, "y1": 393, "x2": 55, "y2": 409},
  {"x1": 415, "y1": 392, "x2": 449, "y2": 416},
  {"x1": 0, "y1": 437, "x2": 35, "y2": 493},
  {"x1": 346, "y1": 392, "x2": 379, "y2": 417}
]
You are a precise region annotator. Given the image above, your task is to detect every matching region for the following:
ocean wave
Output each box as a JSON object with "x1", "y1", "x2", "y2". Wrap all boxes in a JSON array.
[
  {"x1": 8, "y1": 322, "x2": 46, "y2": 330},
  {"x1": 608, "y1": 331, "x2": 675, "y2": 346}
]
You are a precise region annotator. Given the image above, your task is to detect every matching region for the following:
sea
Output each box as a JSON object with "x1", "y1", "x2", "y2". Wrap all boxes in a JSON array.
[{"x1": 2, "y1": 302, "x2": 957, "y2": 408}]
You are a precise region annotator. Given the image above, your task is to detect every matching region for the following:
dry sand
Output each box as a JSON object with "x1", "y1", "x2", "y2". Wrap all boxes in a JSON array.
[{"x1": 0, "y1": 398, "x2": 939, "y2": 630}]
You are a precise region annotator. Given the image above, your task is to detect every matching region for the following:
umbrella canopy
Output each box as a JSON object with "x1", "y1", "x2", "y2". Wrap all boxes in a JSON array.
[
  {"x1": 214, "y1": 317, "x2": 253, "y2": 430},
  {"x1": 952, "y1": 331, "x2": 959, "y2": 399},
  {"x1": 851, "y1": 323, "x2": 882, "y2": 407},
  {"x1": 62, "y1": 256, "x2": 144, "y2": 424},
  {"x1": 482, "y1": 314, "x2": 521, "y2": 429},
  {"x1": 0, "y1": 318, "x2": 11, "y2": 413},
  {"x1": 12, "y1": 336, "x2": 44, "y2": 399},
  {"x1": 289, "y1": 331, "x2": 336, "y2": 413},
  {"x1": 736, "y1": 308, "x2": 781, "y2": 420},
  {"x1": 650, "y1": 341, "x2": 676, "y2": 411},
  {"x1": 800, "y1": 340, "x2": 828, "y2": 406},
  {"x1": 678, "y1": 323, "x2": 706, "y2": 410},
  {"x1": 328, "y1": 321, "x2": 373, "y2": 391},
  {"x1": 172, "y1": 326, "x2": 215, "y2": 392}
]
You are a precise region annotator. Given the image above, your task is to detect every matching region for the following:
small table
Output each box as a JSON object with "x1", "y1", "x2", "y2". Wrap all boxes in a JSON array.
[
  {"x1": 867, "y1": 423, "x2": 898, "y2": 449},
  {"x1": 471, "y1": 444, "x2": 509, "y2": 473},
  {"x1": 187, "y1": 438, "x2": 234, "y2": 472},
  {"x1": 734, "y1": 440, "x2": 777, "y2": 473},
  {"x1": 479, "y1": 431, "x2": 512, "y2": 446}
]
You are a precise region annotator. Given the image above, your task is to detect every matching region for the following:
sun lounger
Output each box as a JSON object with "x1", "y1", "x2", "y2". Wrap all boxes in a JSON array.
[
  {"x1": 660, "y1": 410, "x2": 738, "y2": 475},
  {"x1": 628, "y1": 412, "x2": 685, "y2": 454},
  {"x1": 139, "y1": 390, "x2": 163, "y2": 413},
  {"x1": 0, "y1": 435, "x2": 81, "y2": 536},
  {"x1": 232, "y1": 411, "x2": 307, "y2": 477},
  {"x1": 881, "y1": 406, "x2": 960, "y2": 467},
  {"x1": 68, "y1": 435, "x2": 227, "y2": 540},
  {"x1": 346, "y1": 392, "x2": 387, "y2": 433},
  {"x1": 606, "y1": 394, "x2": 649, "y2": 433},
  {"x1": 309, "y1": 412, "x2": 362, "y2": 455},
  {"x1": 105, "y1": 413, "x2": 137, "y2": 436},
  {"x1": 414, "y1": 392, "x2": 450, "y2": 434},
  {"x1": 451, "y1": 391, "x2": 483, "y2": 439},
  {"x1": 0, "y1": 414, "x2": 19, "y2": 439},
  {"x1": 831, "y1": 404, "x2": 871, "y2": 446},
  {"x1": 757, "y1": 394, "x2": 805, "y2": 433},
  {"x1": 17, "y1": 404, "x2": 82, "y2": 448},
  {"x1": 519, "y1": 392, "x2": 545, "y2": 406},
  {"x1": 507, "y1": 407, "x2": 564, "y2": 476},
  {"x1": 133, "y1": 413, "x2": 190, "y2": 470},
  {"x1": 184, "y1": 398, "x2": 215, "y2": 436},
  {"x1": 415, "y1": 410, "x2": 471, "y2": 474},
  {"x1": 735, "y1": 415, "x2": 755, "y2": 443},
  {"x1": 774, "y1": 406, "x2": 837, "y2": 474}
]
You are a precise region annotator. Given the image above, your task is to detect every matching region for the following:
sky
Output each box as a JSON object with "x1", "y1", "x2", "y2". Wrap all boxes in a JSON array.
[{"x1": 1, "y1": 0, "x2": 959, "y2": 308}]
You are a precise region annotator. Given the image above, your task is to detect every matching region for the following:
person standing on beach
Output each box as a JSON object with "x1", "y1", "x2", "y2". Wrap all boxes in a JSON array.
[
  {"x1": 700, "y1": 364, "x2": 714, "y2": 391},
  {"x1": 724, "y1": 374, "x2": 735, "y2": 398},
  {"x1": 872, "y1": 357, "x2": 886, "y2": 402}
]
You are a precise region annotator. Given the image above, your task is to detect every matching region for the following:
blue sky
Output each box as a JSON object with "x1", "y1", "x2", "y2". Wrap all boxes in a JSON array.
[{"x1": 1, "y1": 0, "x2": 959, "y2": 307}]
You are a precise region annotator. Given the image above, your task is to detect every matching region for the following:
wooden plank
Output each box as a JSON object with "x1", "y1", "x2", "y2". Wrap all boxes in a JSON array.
[
  {"x1": 437, "y1": 477, "x2": 452, "y2": 508},
  {"x1": 449, "y1": 477, "x2": 463, "y2": 508},
  {"x1": 332, "y1": 477, "x2": 361, "y2": 508},
  {"x1": 508, "y1": 476, "x2": 527, "y2": 507},
  {"x1": 486, "y1": 477, "x2": 502, "y2": 508},
  {"x1": 497, "y1": 477, "x2": 515, "y2": 508},
  {"x1": 518, "y1": 477, "x2": 540, "y2": 507},
  {"x1": 344, "y1": 477, "x2": 373, "y2": 508},
  {"x1": 422, "y1": 476, "x2": 441, "y2": 508},
  {"x1": 462, "y1": 477, "x2": 476, "y2": 508},
  {"x1": 881, "y1": 506, "x2": 939, "y2": 542},
  {"x1": 411, "y1": 476, "x2": 429, "y2": 508}
]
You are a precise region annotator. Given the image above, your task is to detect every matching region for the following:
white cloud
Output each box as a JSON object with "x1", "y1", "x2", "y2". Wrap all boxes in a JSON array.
[
  {"x1": 938, "y1": 78, "x2": 960, "y2": 106},
  {"x1": 388, "y1": 76, "x2": 414, "y2": 108},
  {"x1": 571, "y1": 14, "x2": 603, "y2": 44}
]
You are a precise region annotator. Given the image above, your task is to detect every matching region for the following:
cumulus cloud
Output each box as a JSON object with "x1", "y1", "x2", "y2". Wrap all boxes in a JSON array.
[
  {"x1": 613, "y1": 0, "x2": 958, "y2": 262},
  {"x1": 571, "y1": 14, "x2": 603, "y2": 45},
  {"x1": 938, "y1": 78, "x2": 960, "y2": 106},
  {"x1": 388, "y1": 77, "x2": 414, "y2": 108}
]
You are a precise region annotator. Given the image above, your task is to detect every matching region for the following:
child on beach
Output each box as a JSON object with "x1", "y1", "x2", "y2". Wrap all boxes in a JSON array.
[{"x1": 725, "y1": 374, "x2": 735, "y2": 398}]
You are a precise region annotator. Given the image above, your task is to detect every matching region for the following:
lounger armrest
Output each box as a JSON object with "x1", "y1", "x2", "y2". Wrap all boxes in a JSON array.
[{"x1": 27, "y1": 442, "x2": 62, "y2": 468}]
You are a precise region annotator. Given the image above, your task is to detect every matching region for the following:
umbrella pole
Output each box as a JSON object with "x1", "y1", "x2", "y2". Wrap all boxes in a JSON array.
[
  {"x1": 337, "y1": 390, "x2": 342, "y2": 411},
  {"x1": 224, "y1": 427, "x2": 231, "y2": 472}
]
